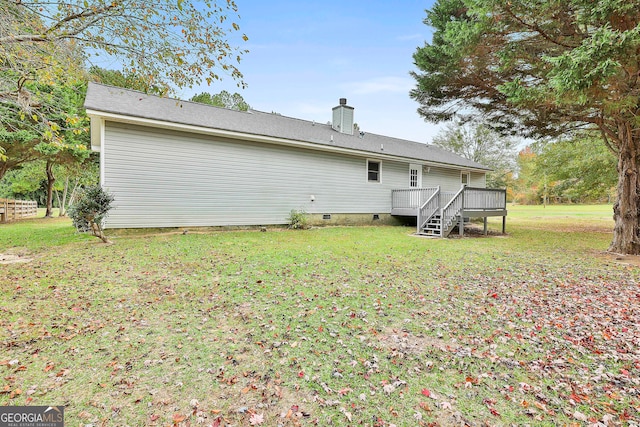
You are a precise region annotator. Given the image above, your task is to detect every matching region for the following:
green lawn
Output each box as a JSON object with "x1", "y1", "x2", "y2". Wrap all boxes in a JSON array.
[{"x1": 1, "y1": 205, "x2": 638, "y2": 426}]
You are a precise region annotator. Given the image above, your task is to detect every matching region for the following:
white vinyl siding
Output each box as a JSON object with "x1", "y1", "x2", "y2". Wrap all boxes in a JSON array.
[
  {"x1": 102, "y1": 122, "x2": 409, "y2": 228},
  {"x1": 421, "y1": 166, "x2": 464, "y2": 191},
  {"x1": 470, "y1": 172, "x2": 486, "y2": 187}
]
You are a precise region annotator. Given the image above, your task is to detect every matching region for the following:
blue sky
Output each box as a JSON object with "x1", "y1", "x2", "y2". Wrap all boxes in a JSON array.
[{"x1": 181, "y1": 0, "x2": 441, "y2": 143}]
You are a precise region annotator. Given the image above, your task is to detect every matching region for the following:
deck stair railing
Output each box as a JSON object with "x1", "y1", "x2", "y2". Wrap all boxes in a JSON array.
[
  {"x1": 440, "y1": 185, "x2": 466, "y2": 237},
  {"x1": 416, "y1": 186, "x2": 440, "y2": 233}
]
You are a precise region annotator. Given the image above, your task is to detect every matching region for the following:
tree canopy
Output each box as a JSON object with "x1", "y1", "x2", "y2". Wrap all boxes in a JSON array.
[
  {"x1": 514, "y1": 137, "x2": 617, "y2": 205},
  {"x1": 535, "y1": 136, "x2": 617, "y2": 203},
  {"x1": 411, "y1": 0, "x2": 640, "y2": 254},
  {"x1": 1, "y1": 0, "x2": 248, "y2": 141},
  {"x1": 432, "y1": 120, "x2": 517, "y2": 189},
  {"x1": 88, "y1": 66, "x2": 165, "y2": 95},
  {"x1": 1, "y1": 0, "x2": 248, "y2": 93},
  {"x1": 190, "y1": 90, "x2": 250, "y2": 111}
]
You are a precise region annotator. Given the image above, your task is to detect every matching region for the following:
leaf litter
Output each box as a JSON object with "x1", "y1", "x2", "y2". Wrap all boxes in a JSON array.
[{"x1": 1, "y1": 225, "x2": 639, "y2": 426}]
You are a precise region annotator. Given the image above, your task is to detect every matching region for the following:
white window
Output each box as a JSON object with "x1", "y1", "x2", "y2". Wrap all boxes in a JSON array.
[
  {"x1": 461, "y1": 172, "x2": 470, "y2": 186},
  {"x1": 367, "y1": 160, "x2": 381, "y2": 182}
]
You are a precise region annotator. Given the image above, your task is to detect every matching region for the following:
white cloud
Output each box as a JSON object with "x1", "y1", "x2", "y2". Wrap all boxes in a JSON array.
[{"x1": 347, "y1": 76, "x2": 414, "y2": 95}]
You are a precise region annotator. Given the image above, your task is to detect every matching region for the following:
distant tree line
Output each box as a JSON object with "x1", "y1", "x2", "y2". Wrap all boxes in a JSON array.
[{"x1": 431, "y1": 122, "x2": 615, "y2": 205}]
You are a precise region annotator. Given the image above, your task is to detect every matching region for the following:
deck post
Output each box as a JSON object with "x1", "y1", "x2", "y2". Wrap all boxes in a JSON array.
[
  {"x1": 459, "y1": 185, "x2": 465, "y2": 236},
  {"x1": 502, "y1": 215, "x2": 506, "y2": 234},
  {"x1": 483, "y1": 217, "x2": 488, "y2": 235}
]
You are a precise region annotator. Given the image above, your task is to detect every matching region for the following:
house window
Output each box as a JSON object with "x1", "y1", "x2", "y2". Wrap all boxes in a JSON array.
[
  {"x1": 367, "y1": 160, "x2": 381, "y2": 182},
  {"x1": 410, "y1": 168, "x2": 418, "y2": 187},
  {"x1": 461, "y1": 172, "x2": 470, "y2": 186},
  {"x1": 409, "y1": 164, "x2": 422, "y2": 188}
]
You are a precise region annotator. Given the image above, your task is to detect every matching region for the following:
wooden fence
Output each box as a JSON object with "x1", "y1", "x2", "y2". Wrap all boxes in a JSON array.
[{"x1": 0, "y1": 198, "x2": 38, "y2": 223}]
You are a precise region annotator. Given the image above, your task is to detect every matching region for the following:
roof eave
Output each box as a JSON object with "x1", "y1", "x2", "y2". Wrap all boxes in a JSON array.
[{"x1": 85, "y1": 109, "x2": 491, "y2": 173}]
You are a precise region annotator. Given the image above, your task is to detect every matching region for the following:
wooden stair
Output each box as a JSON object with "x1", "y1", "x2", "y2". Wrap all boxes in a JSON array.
[
  {"x1": 392, "y1": 186, "x2": 508, "y2": 238},
  {"x1": 421, "y1": 213, "x2": 442, "y2": 236},
  {"x1": 420, "y1": 213, "x2": 461, "y2": 237}
]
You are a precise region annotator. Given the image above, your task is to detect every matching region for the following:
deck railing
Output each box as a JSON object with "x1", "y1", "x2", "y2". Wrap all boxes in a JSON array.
[
  {"x1": 0, "y1": 198, "x2": 38, "y2": 223},
  {"x1": 392, "y1": 187, "x2": 506, "y2": 212},
  {"x1": 391, "y1": 187, "x2": 438, "y2": 209},
  {"x1": 463, "y1": 187, "x2": 507, "y2": 210}
]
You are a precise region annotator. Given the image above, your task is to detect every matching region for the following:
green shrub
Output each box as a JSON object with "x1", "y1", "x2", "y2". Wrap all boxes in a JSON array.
[
  {"x1": 68, "y1": 185, "x2": 114, "y2": 243},
  {"x1": 288, "y1": 209, "x2": 309, "y2": 229}
]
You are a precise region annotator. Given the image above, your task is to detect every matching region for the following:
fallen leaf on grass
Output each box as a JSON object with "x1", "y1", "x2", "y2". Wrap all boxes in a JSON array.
[
  {"x1": 337, "y1": 387, "x2": 352, "y2": 396},
  {"x1": 249, "y1": 413, "x2": 264, "y2": 425},
  {"x1": 282, "y1": 404, "x2": 300, "y2": 418},
  {"x1": 418, "y1": 401, "x2": 431, "y2": 412},
  {"x1": 172, "y1": 413, "x2": 186, "y2": 424},
  {"x1": 55, "y1": 368, "x2": 69, "y2": 377},
  {"x1": 573, "y1": 411, "x2": 588, "y2": 422},
  {"x1": 339, "y1": 408, "x2": 352, "y2": 422}
]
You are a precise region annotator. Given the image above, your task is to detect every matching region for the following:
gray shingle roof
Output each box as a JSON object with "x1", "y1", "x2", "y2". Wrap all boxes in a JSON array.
[{"x1": 84, "y1": 82, "x2": 490, "y2": 171}]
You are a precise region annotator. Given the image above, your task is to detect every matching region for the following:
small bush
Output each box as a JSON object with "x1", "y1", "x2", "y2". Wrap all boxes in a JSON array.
[
  {"x1": 68, "y1": 185, "x2": 114, "y2": 243},
  {"x1": 288, "y1": 209, "x2": 309, "y2": 229}
]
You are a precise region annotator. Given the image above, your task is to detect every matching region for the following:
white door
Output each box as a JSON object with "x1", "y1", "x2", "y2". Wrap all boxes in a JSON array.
[{"x1": 409, "y1": 164, "x2": 422, "y2": 206}]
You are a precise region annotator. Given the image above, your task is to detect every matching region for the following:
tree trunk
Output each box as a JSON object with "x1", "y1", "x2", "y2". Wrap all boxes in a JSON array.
[
  {"x1": 58, "y1": 177, "x2": 69, "y2": 217},
  {"x1": 609, "y1": 123, "x2": 640, "y2": 254},
  {"x1": 90, "y1": 221, "x2": 111, "y2": 244},
  {"x1": 67, "y1": 178, "x2": 80, "y2": 208},
  {"x1": 0, "y1": 164, "x2": 9, "y2": 181},
  {"x1": 45, "y1": 160, "x2": 55, "y2": 218}
]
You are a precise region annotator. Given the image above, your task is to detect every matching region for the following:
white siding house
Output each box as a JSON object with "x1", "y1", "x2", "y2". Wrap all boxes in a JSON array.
[{"x1": 84, "y1": 83, "x2": 503, "y2": 233}]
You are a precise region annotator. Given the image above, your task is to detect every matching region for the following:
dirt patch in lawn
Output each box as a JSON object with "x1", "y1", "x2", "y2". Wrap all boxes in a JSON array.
[
  {"x1": 0, "y1": 252, "x2": 33, "y2": 264},
  {"x1": 599, "y1": 252, "x2": 640, "y2": 268}
]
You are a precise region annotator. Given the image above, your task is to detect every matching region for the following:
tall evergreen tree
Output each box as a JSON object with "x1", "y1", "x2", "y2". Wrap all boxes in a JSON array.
[{"x1": 411, "y1": 0, "x2": 640, "y2": 254}]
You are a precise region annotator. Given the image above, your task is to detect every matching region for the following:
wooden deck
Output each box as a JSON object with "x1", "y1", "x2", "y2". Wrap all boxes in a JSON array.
[{"x1": 391, "y1": 186, "x2": 507, "y2": 237}]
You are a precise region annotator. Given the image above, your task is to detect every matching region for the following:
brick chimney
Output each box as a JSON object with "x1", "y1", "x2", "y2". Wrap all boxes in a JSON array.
[{"x1": 332, "y1": 98, "x2": 354, "y2": 135}]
